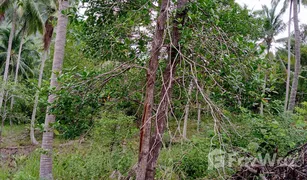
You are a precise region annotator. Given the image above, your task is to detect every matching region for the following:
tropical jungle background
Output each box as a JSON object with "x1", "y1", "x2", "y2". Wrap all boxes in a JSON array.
[{"x1": 1, "y1": 0, "x2": 307, "y2": 179}]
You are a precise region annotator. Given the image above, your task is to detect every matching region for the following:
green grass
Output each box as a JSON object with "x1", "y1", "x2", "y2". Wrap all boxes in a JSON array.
[
  {"x1": 1, "y1": 124, "x2": 31, "y2": 147},
  {"x1": 2, "y1": 111, "x2": 306, "y2": 179}
]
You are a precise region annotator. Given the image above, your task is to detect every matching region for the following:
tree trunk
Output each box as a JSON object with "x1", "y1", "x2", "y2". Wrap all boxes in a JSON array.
[
  {"x1": 9, "y1": 30, "x2": 25, "y2": 126},
  {"x1": 260, "y1": 47, "x2": 270, "y2": 115},
  {"x1": 0, "y1": 9, "x2": 16, "y2": 115},
  {"x1": 39, "y1": 1, "x2": 69, "y2": 179},
  {"x1": 285, "y1": 0, "x2": 292, "y2": 112},
  {"x1": 143, "y1": 1, "x2": 188, "y2": 179},
  {"x1": 0, "y1": 92, "x2": 8, "y2": 146},
  {"x1": 196, "y1": 86, "x2": 201, "y2": 133},
  {"x1": 30, "y1": 50, "x2": 48, "y2": 145},
  {"x1": 260, "y1": 74, "x2": 267, "y2": 115},
  {"x1": 31, "y1": 16, "x2": 54, "y2": 145},
  {"x1": 182, "y1": 80, "x2": 193, "y2": 139},
  {"x1": 197, "y1": 103, "x2": 201, "y2": 131},
  {"x1": 136, "y1": 1, "x2": 169, "y2": 180},
  {"x1": 288, "y1": 0, "x2": 301, "y2": 111}
]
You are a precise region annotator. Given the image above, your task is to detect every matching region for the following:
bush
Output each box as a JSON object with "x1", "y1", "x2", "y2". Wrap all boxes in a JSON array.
[{"x1": 92, "y1": 111, "x2": 138, "y2": 148}]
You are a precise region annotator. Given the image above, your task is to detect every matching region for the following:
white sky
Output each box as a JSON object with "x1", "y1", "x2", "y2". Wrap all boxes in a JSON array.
[{"x1": 235, "y1": 0, "x2": 307, "y2": 42}]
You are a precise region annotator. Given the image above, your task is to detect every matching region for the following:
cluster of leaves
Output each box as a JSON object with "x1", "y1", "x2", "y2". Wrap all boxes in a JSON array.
[
  {"x1": 80, "y1": 0, "x2": 152, "y2": 62},
  {"x1": 50, "y1": 68, "x2": 106, "y2": 139}
]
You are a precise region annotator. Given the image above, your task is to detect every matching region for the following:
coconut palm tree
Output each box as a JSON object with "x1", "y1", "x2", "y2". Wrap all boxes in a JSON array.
[
  {"x1": 10, "y1": 0, "x2": 44, "y2": 125},
  {"x1": 0, "y1": 28, "x2": 40, "y2": 78},
  {"x1": 257, "y1": 0, "x2": 287, "y2": 115},
  {"x1": 285, "y1": 0, "x2": 293, "y2": 111},
  {"x1": 0, "y1": 0, "x2": 18, "y2": 115},
  {"x1": 0, "y1": 27, "x2": 40, "y2": 141},
  {"x1": 39, "y1": 0, "x2": 69, "y2": 179},
  {"x1": 30, "y1": 0, "x2": 57, "y2": 145},
  {"x1": 288, "y1": 0, "x2": 307, "y2": 110}
]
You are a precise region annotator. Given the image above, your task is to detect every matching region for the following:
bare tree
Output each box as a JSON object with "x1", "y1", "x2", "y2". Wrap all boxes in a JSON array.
[
  {"x1": 183, "y1": 80, "x2": 193, "y2": 139},
  {"x1": 143, "y1": 0, "x2": 189, "y2": 179}
]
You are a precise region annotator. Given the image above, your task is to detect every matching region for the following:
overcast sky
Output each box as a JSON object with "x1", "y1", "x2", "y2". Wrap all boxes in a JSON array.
[{"x1": 235, "y1": 0, "x2": 307, "y2": 40}]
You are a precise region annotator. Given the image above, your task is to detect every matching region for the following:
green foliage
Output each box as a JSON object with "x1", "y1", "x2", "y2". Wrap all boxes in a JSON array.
[
  {"x1": 13, "y1": 142, "x2": 137, "y2": 179},
  {"x1": 178, "y1": 137, "x2": 211, "y2": 179},
  {"x1": 51, "y1": 68, "x2": 104, "y2": 139},
  {"x1": 231, "y1": 109, "x2": 307, "y2": 155},
  {"x1": 92, "y1": 111, "x2": 137, "y2": 148},
  {"x1": 3, "y1": 0, "x2": 307, "y2": 179},
  {"x1": 80, "y1": 0, "x2": 152, "y2": 62},
  {"x1": 294, "y1": 102, "x2": 307, "y2": 128},
  {"x1": 0, "y1": 28, "x2": 40, "y2": 79}
]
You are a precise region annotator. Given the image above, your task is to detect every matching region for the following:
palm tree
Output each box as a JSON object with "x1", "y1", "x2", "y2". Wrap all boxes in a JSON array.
[
  {"x1": 258, "y1": 0, "x2": 287, "y2": 115},
  {"x1": 285, "y1": 0, "x2": 293, "y2": 111},
  {"x1": 30, "y1": 0, "x2": 57, "y2": 145},
  {"x1": 0, "y1": 1, "x2": 17, "y2": 115},
  {"x1": 39, "y1": 0, "x2": 69, "y2": 179},
  {"x1": 31, "y1": 16, "x2": 54, "y2": 145},
  {"x1": 10, "y1": 0, "x2": 44, "y2": 125},
  {"x1": 288, "y1": 0, "x2": 307, "y2": 110},
  {"x1": 0, "y1": 0, "x2": 10, "y2": 23},
  {"x1": 0, "y1": 28, "x2": 39, "y2": 77},
  {"x1": 0, "y1": 27, "x2": 40, "y2": 141}
]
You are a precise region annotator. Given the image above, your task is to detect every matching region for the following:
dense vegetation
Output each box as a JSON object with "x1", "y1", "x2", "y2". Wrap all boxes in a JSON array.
[{"x1": 0, "y1": 0, "x2": 307, "y2": 179}]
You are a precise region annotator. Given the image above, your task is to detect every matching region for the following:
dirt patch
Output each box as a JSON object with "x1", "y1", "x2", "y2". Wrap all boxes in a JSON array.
[{"x1": 0, "y1": 145, "x2": 37, "y2": 168}]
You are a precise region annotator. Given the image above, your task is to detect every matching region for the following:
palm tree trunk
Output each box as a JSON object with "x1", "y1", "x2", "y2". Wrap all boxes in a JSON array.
[
  {"x1": 285, "y1": 0, "x2": 293, "y2": 112},
  {"x1": 0, "y1": 9, "x2": 16, "y2": 115},
  {"x1": 136, "y1": 1, "x2": 169, "y2": 179},
  {"x1": 183, "y1": 80, "x2": 193, "y2": 139},
  {"x1": 9, "y1": 30, "x2": 25, "y2": 126},
  {"x1": 30, "y1": 50, "x2": 48, "y2": 145},
  {"x1": 260, "y1": 47, "x2": 270, "y2": 115},
  {"x1": 39, "y1": 1, "x2": 69, "y2": 179},
  {"x1": 260, "y1": 74, "x2": 267, "y2": 115},
  {"x1": 31, "y1": 15, "x2": 54, "y2": 146},
  {"x1": 288, "y1": 0, "x2": 301, "y2": 111},
  {"x1": 0, "y1": 92, "x2": 8, "y2": 146}
]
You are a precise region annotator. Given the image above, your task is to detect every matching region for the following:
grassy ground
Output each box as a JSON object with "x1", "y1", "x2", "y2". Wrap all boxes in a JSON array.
[
  {"x1": 0, "y1": 119, "x2": 213, "y2": 179},
  {"x1": 1, "y1": 125, "x2": 32, "y2": 147},
  {"x1": 1, "y1": 112, "x2": 303, "y2": 179},
  {"x1": 0, "y1": 125, "x2": 76, "y2": 179}
]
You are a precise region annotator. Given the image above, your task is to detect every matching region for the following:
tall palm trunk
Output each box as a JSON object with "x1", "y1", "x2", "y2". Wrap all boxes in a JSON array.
[
  {"x1": 288, "y1": 0, "x2": 301, "y2": 111},
  {"x1": 31, "y1": 16, "x2": 54, "y2": 145},
  {"x1": 9, "y1": 30, "x2": 25, "y2": 126},
  {"x1": 144, "y1": 1, "x2": 188, "y2": 179},
  {"x1": 0, "y1": 91, "x2": 8, "y2": 145},
  {"x1": 39, "y1": 1, "x2": 68, "y2": 179},
  {"x1": 136, "y1": 1, "x2": 169, "y2": 179},
  {"x1": 0, "y1": 9, "x2": 16, "y2": 115},
  {"x1": 30, "y1": 50, "x2": 48, "y2": 145},
  {"x1": 260, "y1": 47, "x2": 270, "y2": 115},
  {"x1": 285, "y1": 0, "x2": 293, "y2": 112},
  {"x1": 182, "y1": 80, "x2": 193, "y2": 139}
]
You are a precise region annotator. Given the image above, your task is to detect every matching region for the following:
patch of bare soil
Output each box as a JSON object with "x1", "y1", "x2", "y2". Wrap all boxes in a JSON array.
[{"x1": 0, "y1": 145, "x2": 37, "y2": 168}]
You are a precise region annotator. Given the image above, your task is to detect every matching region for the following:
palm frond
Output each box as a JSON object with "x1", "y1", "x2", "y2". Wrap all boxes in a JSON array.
[{"x1": 22, "y1": 0, "x2": 44, "y2": 35}]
